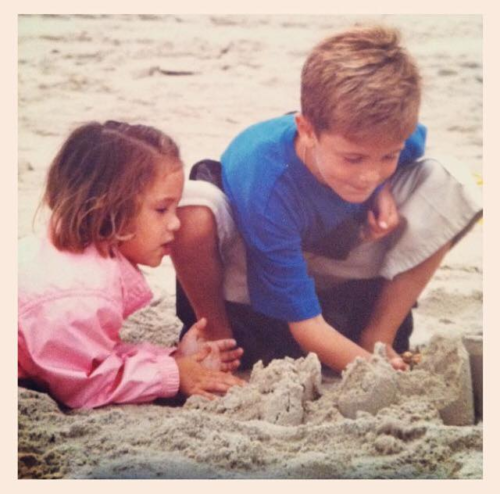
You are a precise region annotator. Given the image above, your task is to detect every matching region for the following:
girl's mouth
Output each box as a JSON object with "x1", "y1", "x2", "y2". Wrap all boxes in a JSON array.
[{"x1": 161, "y1": 241, "x2": 173, "y2": 255}]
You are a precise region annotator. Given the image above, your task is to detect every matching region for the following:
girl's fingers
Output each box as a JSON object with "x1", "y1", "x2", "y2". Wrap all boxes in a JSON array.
[
  {"x1": 190, "y1": 373, "x2": 246, "y2": 398},
  {"x1": 194, "y1": 345, "x2": 211, "y2": 362},
  {"x1": 210, "y1": 372, "x2": 245, "y2": 387},
  {"x1": 214, "y1": 339, "x2": 238, "y2": 351},
  {"x1": 220, "y1": 360, "x2": 241, "y2": 372},
  {"x1": 193, "y1": 389, "x2": 217, "y2": 400},
  {"x1": 192, "y1": 317, "x2": 207, "y2": 331},
  {"x1": 220, "y1": 348, "x2": 244, "y2": 362},
  {"x1": 199, "y1": 380, "x2": 231, "y2": 393}
]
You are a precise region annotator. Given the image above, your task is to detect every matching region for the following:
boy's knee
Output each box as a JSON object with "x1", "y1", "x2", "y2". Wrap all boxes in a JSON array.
[
  {"x1": 390, "y1": 157, "x2": 461, "y2": 206},
  {"x1": 177, "y1": 206, "x2": 217, "y2": 242}
]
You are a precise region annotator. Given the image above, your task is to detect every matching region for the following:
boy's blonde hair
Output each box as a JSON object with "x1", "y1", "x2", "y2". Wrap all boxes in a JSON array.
[
  {"x1": 301, "y1": 25, "x2": 421, "y2": 140},
  {"x1": 44, "y1": 121, "x2": 182, "y2": 256}
]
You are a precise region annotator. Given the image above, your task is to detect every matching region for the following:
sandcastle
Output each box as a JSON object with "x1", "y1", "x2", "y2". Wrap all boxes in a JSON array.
[{"x1": 186, "y1": 333, "x2": 482, "y2": 427}]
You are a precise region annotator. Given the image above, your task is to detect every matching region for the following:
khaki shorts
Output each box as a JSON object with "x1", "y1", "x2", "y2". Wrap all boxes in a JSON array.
[{"x1": 179, "y1": 156, "x2": 482, "y2": 304}]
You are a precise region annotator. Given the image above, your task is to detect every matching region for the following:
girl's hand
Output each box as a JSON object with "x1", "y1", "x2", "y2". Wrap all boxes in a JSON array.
[
  {"x1": 175, "y1": 347, "x2": 246, "y2": 399},
  {"x1": 178, "y1": 318, "x2": 244, "y2": 372},
  {"x1": 360, "y1": 183, "x2": 401, "y2": 243}
]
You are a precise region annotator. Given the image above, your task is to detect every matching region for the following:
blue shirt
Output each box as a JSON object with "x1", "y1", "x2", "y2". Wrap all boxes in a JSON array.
[{"x1": 221, "y1": 114, "x2": 427, "y2": 322}]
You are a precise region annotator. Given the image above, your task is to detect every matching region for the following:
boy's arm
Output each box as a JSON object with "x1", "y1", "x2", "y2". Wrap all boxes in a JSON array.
[
  {"x1": 359, "y1": 241, "x2": 451, "y2": 354},
  {"x1": 360, "y1": 124, "x2": 427, "y2": 243},
  {"x1": 289, "y1": 316, "x2": 408, "y2": 372},
  {"x1": 172, "y1": 206, "x2": 234, "y2": 341},
  {"x1": 289, "y1": 316, "x2": 370, "y2": 372}
]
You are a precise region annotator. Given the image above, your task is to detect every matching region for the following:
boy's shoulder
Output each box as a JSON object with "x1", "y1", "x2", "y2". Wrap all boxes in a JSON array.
[
  {"x1": 221, "y1": 114, "x2": 299, "y2": 215},
  {"x1": 222, "y1": 114, "x2": 297, "y2": 164}
]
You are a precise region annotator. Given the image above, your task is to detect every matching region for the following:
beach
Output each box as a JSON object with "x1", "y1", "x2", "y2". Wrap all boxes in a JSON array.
[{"x1": 18, "y1": 14, "x2": 483, "y2": 479}]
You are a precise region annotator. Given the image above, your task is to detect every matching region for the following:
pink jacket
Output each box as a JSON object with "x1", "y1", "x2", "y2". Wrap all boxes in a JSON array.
[{"x1": 18, "y1": 235, "x2": 180, "y2": 409}]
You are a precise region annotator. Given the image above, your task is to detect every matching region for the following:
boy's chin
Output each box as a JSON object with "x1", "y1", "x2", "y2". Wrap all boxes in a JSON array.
[
  {"x1": 337, "y1": 191, "x2": 373, "y2": 204},
  {"x1": 329, "y1": 184, "x2": 374, "y2": 204}
]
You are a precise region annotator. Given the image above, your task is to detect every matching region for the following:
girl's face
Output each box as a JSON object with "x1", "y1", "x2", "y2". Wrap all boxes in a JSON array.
[{"x1": 118, "y1": 160, "x2": 184, "y2": 267}]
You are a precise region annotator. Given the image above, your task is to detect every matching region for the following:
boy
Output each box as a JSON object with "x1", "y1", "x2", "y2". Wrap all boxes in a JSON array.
[{"x1": 171, "y1": 25, "x2": 482, "y2": 372}]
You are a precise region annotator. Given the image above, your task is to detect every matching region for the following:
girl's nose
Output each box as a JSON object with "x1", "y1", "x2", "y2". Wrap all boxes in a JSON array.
[{"x1": 168, "y1": 214, "x2": 181, "y2": 232}]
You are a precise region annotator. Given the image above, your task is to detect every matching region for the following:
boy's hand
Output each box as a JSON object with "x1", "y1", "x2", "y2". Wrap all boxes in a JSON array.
[
  {"x1": 359, "y1": 332, "x2": 409, "y2": 371},
  {"x1": 178, "y1": 318, "x2": 244, "y2": 372},
  {"x1": 175, "y1": 348, "x2": 246, "y2": 400},
  {"x1": 361, "y1": 183, "x2": 400, "y2": 243},
  {"x1": 389, "y1": 355, "x2": 409, "y2": 371}
]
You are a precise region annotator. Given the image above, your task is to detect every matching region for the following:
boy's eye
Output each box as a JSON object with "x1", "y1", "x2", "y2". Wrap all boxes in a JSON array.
[
  {"x1": 156, "y1": 207, "x2": 168, "y2": 214},
  {"x1": 344, "y1": 157, "x2": 363, "y2": 164},
  {"x1": 384, "y1": 153, "x2": 400, "y2": 161}
]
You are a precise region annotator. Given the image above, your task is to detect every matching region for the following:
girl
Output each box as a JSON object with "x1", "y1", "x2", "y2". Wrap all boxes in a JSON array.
[{"x1": 18, "y1": 120, "x2": 244, "y2": 409}]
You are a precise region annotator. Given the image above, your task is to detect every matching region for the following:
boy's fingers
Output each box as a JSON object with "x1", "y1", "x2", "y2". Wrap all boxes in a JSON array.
[
  {"x1": 365, "y1": 210, "x2": 383, "y2": 239},
  {"x1": 390, "y1": 357, "x2": 409, "y2": 371},
  {"x1": 367, "y1": 210, "x2": 377, "y2": 228},
  {"x1": 383, "y1": 205, "x2": 398, "y2": 227}
]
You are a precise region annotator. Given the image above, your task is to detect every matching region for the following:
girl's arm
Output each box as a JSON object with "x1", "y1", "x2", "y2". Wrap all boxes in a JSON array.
[{"x1": 19, "y1": 295, "x2": 180, "y2": 409}]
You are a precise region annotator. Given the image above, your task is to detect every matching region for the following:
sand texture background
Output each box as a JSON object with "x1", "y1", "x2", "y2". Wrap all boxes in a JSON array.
[{"x1": 18, "y1": 14, "x2": 483, "y2": 479}]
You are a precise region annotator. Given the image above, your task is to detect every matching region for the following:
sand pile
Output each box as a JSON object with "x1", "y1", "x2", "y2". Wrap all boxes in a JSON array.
[
  {"x1": 185, "y1": 353, "x2": 322, "y2": 426},
  {"x1": 187, "y1": 334, "x2": 478, "y2": 427},
  {"x1": 18, "y1": 334, "x2": 482, "y2": 479}
]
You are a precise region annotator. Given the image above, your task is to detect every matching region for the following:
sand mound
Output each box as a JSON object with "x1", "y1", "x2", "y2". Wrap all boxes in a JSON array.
[
  {"x1": 18, "y1": 334, "x2": 482, "y2": 479},
  {"x1": 185, "y1": 353, "x2": 322, "y2": 426}
]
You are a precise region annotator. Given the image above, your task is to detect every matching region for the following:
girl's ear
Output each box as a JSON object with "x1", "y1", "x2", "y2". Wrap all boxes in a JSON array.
[{"x1": 295, "y1": 113, "x2": 318, "y2": 148}]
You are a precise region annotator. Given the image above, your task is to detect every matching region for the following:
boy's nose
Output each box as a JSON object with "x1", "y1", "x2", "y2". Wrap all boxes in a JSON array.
[{"x1": 359, "y1": 170, "x2": 380, "y2": 185}]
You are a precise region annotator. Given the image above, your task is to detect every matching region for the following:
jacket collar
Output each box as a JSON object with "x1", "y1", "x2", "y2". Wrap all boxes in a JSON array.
[{"x1": 114, "y1": 249, "x2": 153, "y2": 318}]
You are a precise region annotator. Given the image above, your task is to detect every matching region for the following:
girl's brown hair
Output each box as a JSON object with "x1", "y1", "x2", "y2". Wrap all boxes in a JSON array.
[{"x1": 44, "y1": 121, "x2": 182, "y2": 256}]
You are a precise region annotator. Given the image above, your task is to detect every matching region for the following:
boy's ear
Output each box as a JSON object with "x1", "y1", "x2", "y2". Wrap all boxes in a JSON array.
[{"x1": 295, "y1": 113, "x2": 318, "y2": 147}]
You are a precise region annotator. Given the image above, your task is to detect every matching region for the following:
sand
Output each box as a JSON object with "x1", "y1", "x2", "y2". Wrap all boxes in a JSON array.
[{"x1": 17, "y1": 14, "x2": 483, "y2": 479}]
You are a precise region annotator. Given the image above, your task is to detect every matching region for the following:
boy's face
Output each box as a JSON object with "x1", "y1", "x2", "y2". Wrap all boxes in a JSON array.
[{"x1": 296, "y1": 115, "x2": 405, "y2": 203}]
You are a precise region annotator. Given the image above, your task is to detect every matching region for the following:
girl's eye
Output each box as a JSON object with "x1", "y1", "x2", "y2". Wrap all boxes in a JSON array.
[{"x1": 156, "y1": 208, "x2": 167, "y2": 214}]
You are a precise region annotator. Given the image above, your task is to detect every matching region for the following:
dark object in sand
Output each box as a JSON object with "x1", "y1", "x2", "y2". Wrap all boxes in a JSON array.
[{"x1": 148, "y1": 66, "x2": 196, "y2": 76}]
